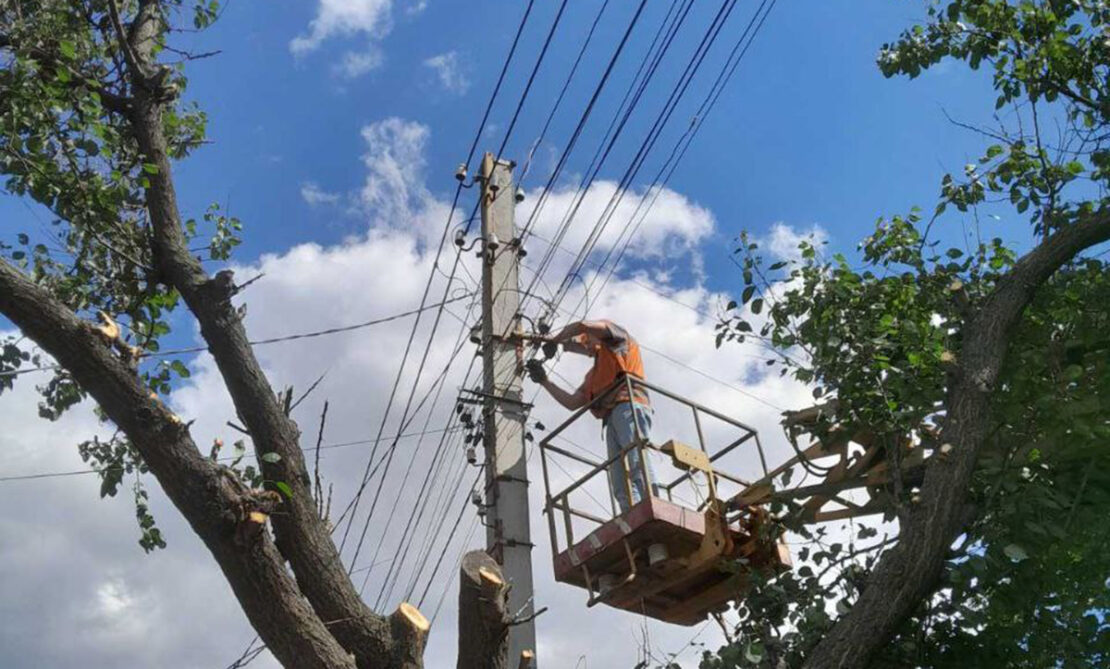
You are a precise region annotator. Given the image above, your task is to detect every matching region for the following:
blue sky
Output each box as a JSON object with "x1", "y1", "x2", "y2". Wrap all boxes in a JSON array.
[
  {"x1": 0, "y1": 2, "x2": 1028, "y2": 667},
  {"x1": 164, "y1": 0, "x2": 997, "y2": 280}
]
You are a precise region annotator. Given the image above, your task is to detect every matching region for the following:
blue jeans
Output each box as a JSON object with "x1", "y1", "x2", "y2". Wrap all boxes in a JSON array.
[{"x1": 605, "y1": 402, "x2": 656, "y2": 513}]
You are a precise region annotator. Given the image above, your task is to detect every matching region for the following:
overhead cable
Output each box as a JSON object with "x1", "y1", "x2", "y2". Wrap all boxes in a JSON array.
[{"x1": 0, "y1": 294, "x2": 475, "y2": 380}]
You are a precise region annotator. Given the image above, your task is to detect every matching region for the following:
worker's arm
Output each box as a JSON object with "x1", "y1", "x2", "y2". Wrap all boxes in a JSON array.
[
  {"x1": 550, "y1": 320, "x2": 624, "y2": 356},
  {"x1": 551, "y1": 320, "x2": 618, "y2": 343},
  {"x1": 539, "y1": 377, "x2": 589, "y2": 411}
]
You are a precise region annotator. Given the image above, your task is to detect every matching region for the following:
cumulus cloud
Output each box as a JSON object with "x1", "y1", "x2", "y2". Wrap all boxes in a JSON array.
[
  {"x1": 423, "y1": 51, "x2": 470, "y2": 94},
  {"x1": 291, "y1": 0, "x2": 392, "y2": 77},
  {"x1": 1, "y1": 117, "x2": 820, "y2": 668},
  {"x1": 291, "y1": 0, "x2": 392, "y2": 54}
]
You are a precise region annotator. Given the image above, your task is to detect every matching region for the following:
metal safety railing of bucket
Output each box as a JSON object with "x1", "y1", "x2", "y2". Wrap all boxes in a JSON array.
[{"x1": 538, "y1": 374, "x2": 771, "y2": 563}]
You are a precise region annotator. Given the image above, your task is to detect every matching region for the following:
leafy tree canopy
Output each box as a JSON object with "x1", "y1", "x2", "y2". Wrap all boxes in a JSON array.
[
  {"x1": 0, "y1": 0, "x2": 236, "y2": 549},
  {"x1": 702, "y1": 1, "x2": 1110, "y2": 666}
]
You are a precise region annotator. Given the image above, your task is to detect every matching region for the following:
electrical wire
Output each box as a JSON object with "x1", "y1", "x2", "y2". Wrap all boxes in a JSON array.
[
  {"x1": 368, "y1": 352, "x2": 482, "y2": 606},
  {"x1": 521, "y1": 0, "x2": 693, "y2": 300},
  {"x1": 545, "y1": 0, "x2": 740, "y2": 317},
  {"x1": 514, "y1": 0, "x2": 651, "y2": 246},
  {"x1": 493, "y1": 0, "x2": 569, "y2": 162},
  {"x1": 585, "y1": 0, "x2": 779, "y2": 315},
  {"x1": 0, "y1": 424, "x2": 463, "y2": 484},
  {"x1": 0, "y1": 294, "x2": 475, "y2": 380},
  {"x1": 329, "y1": 292, "x2": 479, "y2": 531},
  {"x1": 337, "y1": 0, "x2": 539, "y2": 558},
  {"x1": 347, "y1": 0, "x2": 569, "y2": 580},
  {"x1": 518, "y1": 0, "x2": 611, "y2": 185}
]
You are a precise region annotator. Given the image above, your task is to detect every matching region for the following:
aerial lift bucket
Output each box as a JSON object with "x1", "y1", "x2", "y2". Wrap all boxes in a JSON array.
[{"x1": 538, "y1": 377, "x2": 790, "y2": 626}]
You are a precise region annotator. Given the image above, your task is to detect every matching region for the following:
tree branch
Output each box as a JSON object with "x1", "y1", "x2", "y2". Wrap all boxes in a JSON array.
[
  {"x1": 116, "y1": 3, "x2": 420, "y2": 665},
  {"x1": 802, "y1": 210, "x2": 1110, "y2": 668},
  {"x1": 0, "y1": 258, "x2": 354, "y2": 669},
  {"x1": 0, "y1": 31, "x2": 132, "y2": 113}
]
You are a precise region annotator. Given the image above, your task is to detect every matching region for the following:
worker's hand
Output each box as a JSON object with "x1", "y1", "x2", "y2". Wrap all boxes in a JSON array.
[
  {"x1": 541, "y1": 340, "x2": 559, "y2": 359},
  {"x1": 525, "y1": 359, "x2": 547, "y2": 383}
]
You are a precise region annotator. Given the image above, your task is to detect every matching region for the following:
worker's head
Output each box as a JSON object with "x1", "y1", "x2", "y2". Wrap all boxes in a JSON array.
[{"x1": 563, "y1": 332, "x2": 600, "y2": 357}]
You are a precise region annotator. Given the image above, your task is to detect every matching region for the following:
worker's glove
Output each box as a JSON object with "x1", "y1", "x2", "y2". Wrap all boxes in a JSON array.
[
  {"x1": 525, "y1": 359, "x2": 547, "y2": 383},
  {"x1": 541, "y1": 340, "x2": 559, "y2": 360}
]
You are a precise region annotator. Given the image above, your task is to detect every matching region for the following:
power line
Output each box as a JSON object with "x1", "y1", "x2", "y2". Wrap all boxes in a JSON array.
[
  {"x1": 0, "y1": 294, "x2": 475, "y2": 380},
  {"x1": 545, "y1": 0, "x2": 741, "y2": 316},
  {"x1": 518, "y1": 0, "x2": 611, "y2": 185},
  {"x1": 515, "y1": 0, "x2": 651, "y2": 245},
  {"x1": 522, "y1": 0, "x2": 692, "y2": 296},
  {"x1": 493, "y1": 0, "x2": 569, "y2": 162},
  {"x1": 462, "y1": 0, "x2": 538, "y2": 174},
  {"x1": 350, "y1": 0, "x2": 576, "y2": 592},
  {"x1": 371, "y1": 356, "x2": 481, "y2": 607},
  {"x1": 329, "y1": 294, "x2": 479, "y2": 531},
  {"x1": 336, "y1": 0, "x2": 540, "y2": 557},
  {"x1": 482, "y1": 0, "x2": 656, "y2": 342},
  {"x1": 0, "y1": 425, "x2": 463, "y2": 484},
  {"x1": 343, "y1": 0, "x2": 561, "y2": 570},
  {"x1": 586, "y1": 0, "x2": 779, "y2": 315},
  {"x1": 344, "y1": 249, "x2": 473, "y2": 571}
]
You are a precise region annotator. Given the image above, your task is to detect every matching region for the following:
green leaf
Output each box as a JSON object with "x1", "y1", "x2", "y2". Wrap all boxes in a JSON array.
[
  {"x1": 273, "y1": 481, "x2": 293, "y2": 499},
  {"x1": 260, "y1": 452, "x2": 282, "y2": 464},
  {"x1": 59, "y1": 40, "x2": 76, "y2": 59},
  {"x1": 742, "y1": 285, "x2": 756, "y2": 305},
  {"x1": 751, "y1": 298, "x2": 763, "y2": 315}
]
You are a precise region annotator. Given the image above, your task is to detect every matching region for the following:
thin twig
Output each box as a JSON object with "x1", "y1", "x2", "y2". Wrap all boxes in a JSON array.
[
  {"x1": 314, "y1": 401, "x2": 329, "y2": 520},
  {"x1": 288, "y1": 371, "x2": 327, "y2": 414}
]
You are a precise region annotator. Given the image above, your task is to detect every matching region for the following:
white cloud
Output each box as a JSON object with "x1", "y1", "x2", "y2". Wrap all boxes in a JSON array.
[
  {"x1": 291, "y1": 0, "x2": 393, "y2": 55},
  {"x1": 358, "y1": 117, "x2": 435, "y2": 228},
  {"x1": 334, "y1": 46, "x2": 384, "y2": 78},
  {"x1": 423, "y1": 51, "x2": 470, "y2": 94},
  {"x1": 517, "y1": 180, "x2": 715, "y2": 287},
  {"x1": 300, "y1": 182, "x2": 341, "y2": 206},
  {"x1": 291, "y1": 0, "x2": 393, "y2": 78},
  {"x1": 765, "y1": 221, "x2": 828, "y2": 260}
]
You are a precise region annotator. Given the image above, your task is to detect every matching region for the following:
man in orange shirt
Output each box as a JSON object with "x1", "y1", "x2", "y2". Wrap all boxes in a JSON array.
[{"x1": 528, "y1": 320, "x2": 656, "y2": 513}]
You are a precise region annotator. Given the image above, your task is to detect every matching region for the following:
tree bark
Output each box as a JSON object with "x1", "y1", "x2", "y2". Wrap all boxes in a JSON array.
[
  {"x1": 802, "y1": 213, "x2": 1110, "y2": 669},
  {"x1": 457, "y1": 551, "x2": 511, "y2": 669},
  {"x1": 0, "y1": 260, "x2": 354, "y2": 669},
  {"x1": 117, "y1": 4, "x2": 421, "y2": 666}
]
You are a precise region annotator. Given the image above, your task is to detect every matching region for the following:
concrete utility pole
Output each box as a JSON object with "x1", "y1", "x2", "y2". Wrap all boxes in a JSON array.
[{"x1": 478, "y1": 152, "x2": 537, "y2": 665}]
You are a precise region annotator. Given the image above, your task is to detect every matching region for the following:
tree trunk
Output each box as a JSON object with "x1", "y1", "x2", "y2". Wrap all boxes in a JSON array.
[
  {"x1": 457, "y1": 551, "x2": 511, "y2": 669},
  {"x1": 802, "y1": 213, "x2": 1110, "y2": 668},
  {"x1": 118, "y1": 5, "x2": 423, "y2": 666}
]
